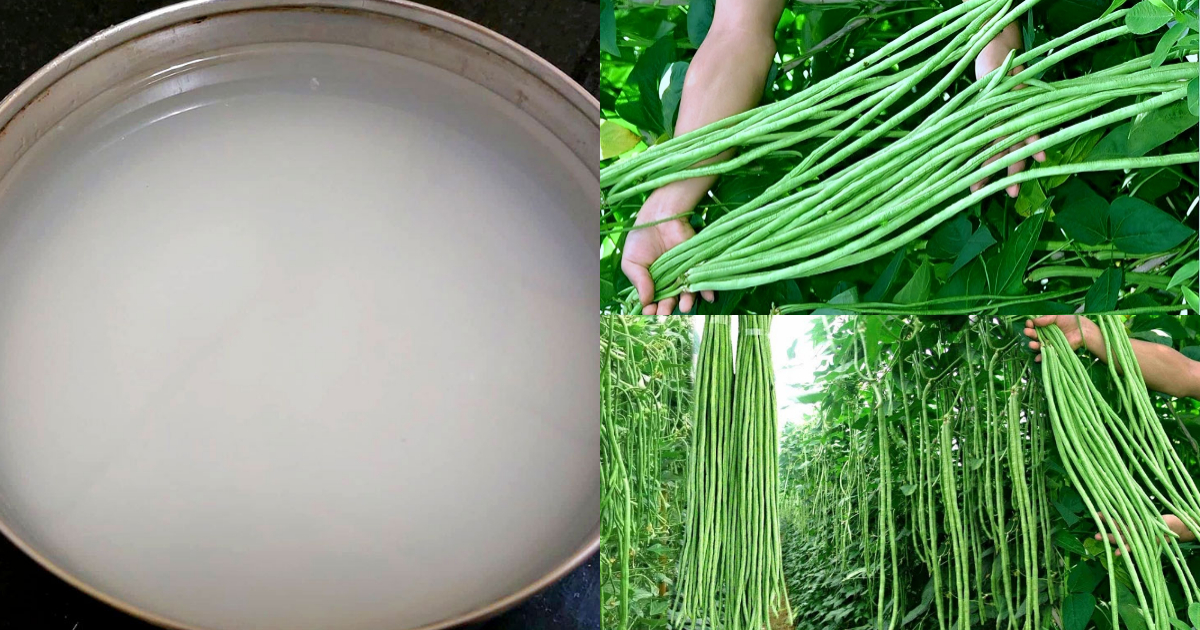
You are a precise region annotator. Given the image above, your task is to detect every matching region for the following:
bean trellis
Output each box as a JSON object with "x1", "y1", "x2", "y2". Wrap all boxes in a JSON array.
[
  {"x1": 602, "y1": 315, "x2": 695, "y2": 630},
  {"x1": 782, "y1": 315, "x2": 1200, "y2": 630},
  {"x1": 602, "y1": 314, "x2": 1200, "y2": 629}
]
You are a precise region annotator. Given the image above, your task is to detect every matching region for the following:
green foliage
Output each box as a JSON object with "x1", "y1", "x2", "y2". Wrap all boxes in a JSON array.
[
  {"x1": 1065, "y1": 593, "x2": 1099, "y2": 630},
  {"x1": 600, "y1": 0, "x2": 1200, "y2": 315},
  {"x1": 601, "y1": 316, "x2": 694, "y2": 630},
  {"x1": 779, "y1": 314, "x2": 1200, "y2": 630},
  {"x1": 781, "y1": 517, "x2": 875, "y2": 630},
  {"x1": 1084, "y1": 266, "x2": 1123, "y2": 311},
  {"x1": 687, "y1": 0, "x2": 715, "y2": 47},
  {"x1": 1126, "y1": 0, "x2": 1174, "y2": 34}
]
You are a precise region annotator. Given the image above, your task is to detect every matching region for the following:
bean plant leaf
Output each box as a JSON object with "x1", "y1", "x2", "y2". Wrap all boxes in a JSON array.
[
  {"x1": 1118, "y1": 603, "x2": 1151, "y2": 630},
  {"x1": 1055, "y1": 531, "x2": 1089, "y2": 556},
  {"x1": 1189, "y1": 77, "x2": 1199, "y2": 117},
  {"x1": 1043, "y1": 131, "x2": 1104, "y2": 188},
  {"x1": 1101, "y1": 0, "x2": 1129, "y2": 18},
  {"x1": 937, "y1": 259, "x2": 989, "y2": 308},
  {"x1": 1178, "y1": 9, "x2": 1200, "y2": 29},
  {"x1": 615, "y1": 100, "x2": 659, "y2": 137},
  {"x1": 1083, "y1": 536, "x2": 1108, "y2": 557},
  {"x1": 1059, "y1": 487, "x2": 1086, "y2": 513},
  {"x1": 1167, "y1": 260, "x2": 1199, "y2": 290},
  {"x1": 1151, "y1": 22, "x2": 1189, "y2": 66},
  {"x1": 1133, "y1": 329, "x2": 1174, "y2": 345},
  {"x1": 864, "y1": 248, "x2": 906, "y2": 301},
  {"x1": 1055, "y1": 179, "x2": 1110, "y2": 245},
  {"x1": 1088, "y1": 123, "x2": 1136, "y2": 160},
  {"x1": 1127, "y1": 0, "x2": 1175, "y2": 32},
  {"x1": 600, "y1": 0, "x2": 620, "y2": 56},
  {"x1": 1108, "y1": 196, "x2": 1193, "y2": 253},
  {"x1": 661, "y1": 61, "x2": 690, "y2": 135},
  {"x1": 830, "y1": 286, "x2": 860, "y2": 304},
  {"x1": 1054, "y1": 502, "x2": 1083, "y2": 526},
  {"x1": 927, "y1": 216, "x2": 973, "y2": 259},
  {"x1": 1068, "y1": 562, "x2": 1107, "y2": 593},
  {"x1": 949, "y1": 226, "x2": 997, "y2": 276},
  {"x1": 1135, "y1": 169, "x2": 1182, "y2": 200},
  {"x1": 1168, "y1": 619, "x2": 1192, "y2": 630},
  {"x1": 1127, "y1": 101, "x2": 1197, "y2": 156},
  {"x1": 1189, "y1": 602, "x2": 1200, "y2": 629},
  {"x1": 992, "y1": 210, "x2": 1048, "y2": 295},
  {"x1": 1084, "y1": 267, "x2": 1123, "y2": 312},
  {"x1": 1131, "y1": 315, "x2": 1191, "y2": 341},
  {"x1": 815, "y1": 288, "x2": 858, "y2": 314},
  {"x1": 687, "y1": 0, "x2": 716, "y2": 47},
  {"x1": 601, "y1": 120, "x2": 642, "y2": 159},
  {"x1": 716, "y1": 173, "x2": 774, "y2": 205},
  {"x1": 1184, "y1": 286, "x2": 1200, "y2": 312},
  {"x1": 1048, "y1": 0, "x2": 1111, "y2": 33},
  {"x1": 862, "y1": 314, "x2": 883, "y2": 365},
  {"x1": 894, "y1": 260, "x2": 933, "y2": 304},
  {"x1": 1016, "y1": 180, "x2": 1047, "y2": 218},
  {"x1": 901, "y1": 578, "x2": 936, "y2": 625},
  {"x1": 616, "y1": 35, "x2": 676, "y2": 135},
  {"x1": 1063, "y1": 593, "x2": 1097, "y2": 630}
]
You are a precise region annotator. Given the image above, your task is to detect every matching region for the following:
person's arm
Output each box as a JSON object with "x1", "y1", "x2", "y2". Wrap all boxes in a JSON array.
[
  {"x1": 1025, "y1": 315, "x2": 1200, "y2": 399},
  {"x1": 622, "y1": 0, "x2": 783, "y2": 316}
]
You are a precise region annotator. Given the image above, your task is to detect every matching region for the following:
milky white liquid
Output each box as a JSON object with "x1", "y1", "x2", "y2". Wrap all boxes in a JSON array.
[{"x1": 0, "y1": 44, "x2": 598, "y2": 630}]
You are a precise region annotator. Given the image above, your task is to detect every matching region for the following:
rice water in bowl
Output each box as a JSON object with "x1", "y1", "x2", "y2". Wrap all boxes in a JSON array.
[{"x1": 0, "y1": 3, "x2": 599, "y2": 629}]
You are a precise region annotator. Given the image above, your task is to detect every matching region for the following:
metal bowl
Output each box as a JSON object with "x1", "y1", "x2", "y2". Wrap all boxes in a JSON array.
[{"x1": 0, "y1": 2, "x2": 599, "y2": 629}]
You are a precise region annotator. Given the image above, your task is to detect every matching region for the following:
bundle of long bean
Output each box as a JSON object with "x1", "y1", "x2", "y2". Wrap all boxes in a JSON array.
[
  {"x1": 871, "y1": 376, "x2": 901, "y2": 629},
  {"x1": 600, "y1": 316, "x2": 695, "y2": 630},
  {"x1": 604, "y1": 0, "x2": 1198, "y2": 307},
  {"x1": 675, "y1": 316, "x2": 791, "y2": 630},
  {"x1": 727, "y1": 315, "x2": 790, "y2": 630},
  {"x1": 601, "y1": 317, "x2": 634, "y2": 630},
  {"x1": 1040, "y1": 317, "x2": 1200, "y2": 630},
  {"x1": 676, "y1": 315, "x2": 735, "y2": 624}
]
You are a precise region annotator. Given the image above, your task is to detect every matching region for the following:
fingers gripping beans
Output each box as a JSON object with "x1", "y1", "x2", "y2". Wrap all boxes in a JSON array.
[{"x1": 1041, "y1": 318, "x2": 1200, "y2": 630}]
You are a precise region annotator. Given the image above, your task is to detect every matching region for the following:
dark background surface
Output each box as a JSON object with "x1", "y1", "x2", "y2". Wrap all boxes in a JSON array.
[
  {"x1": 0, "y1": 0, "x2": 601, "y2": 97},
  {"x1": 0, "y1": 1, "x2": 599, "y2": 629}
]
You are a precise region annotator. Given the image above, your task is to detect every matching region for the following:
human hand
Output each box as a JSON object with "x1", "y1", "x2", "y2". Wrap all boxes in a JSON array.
[
  {"x1": 1164, "y1": 514, "x2": 1197, "y2": 543},
  {"x1": 970, "y1": 22, "x2": 1047, "y2": 199},
  {"x1": 1024, "y1": 315, "x2": 1098, "y2": 362},
  {"x1": 1092, "y1": 512, "x2": 1131, "y2": 557},
  {"x1": 621, "y1": 202, "x2": 715, "y2": 315},
  {"x1": 1092, "y1": 512, "x2": 1196, "y2": 557}
]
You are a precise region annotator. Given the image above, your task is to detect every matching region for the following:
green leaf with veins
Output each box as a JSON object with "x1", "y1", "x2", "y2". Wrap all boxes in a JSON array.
[
  {"x1": 1126, "y1": 0, "x2": 1174, "y2": 32},
  {"x1": 1108, "y1": 196, "x2": 1193, "y2": 254}
]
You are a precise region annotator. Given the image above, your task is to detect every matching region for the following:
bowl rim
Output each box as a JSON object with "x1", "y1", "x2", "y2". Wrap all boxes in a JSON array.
[
  {"x1": 0, "y1": 1, "x2": 600, "y2": 629},
  {"x1": 0, "y1": 0, "x2": 601, "y2": 141}
]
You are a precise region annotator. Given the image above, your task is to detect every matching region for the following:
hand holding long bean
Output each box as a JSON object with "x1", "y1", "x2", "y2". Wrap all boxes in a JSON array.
[
  {"x1": 1026, "y1": 316, "x2": 1200, "y2": 398},
  {"x1": 620, "y1": 0, "x2": 780, "y2": 314},
  {"x1": 970, "y1": 21, "x2": 1048, "y2": 198},
  {"x1": 1092, "y1": 512, "x2": 1198, "y2": 556}
]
